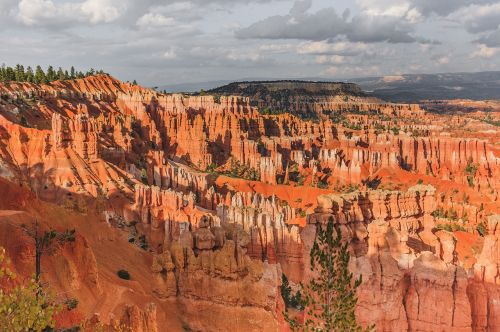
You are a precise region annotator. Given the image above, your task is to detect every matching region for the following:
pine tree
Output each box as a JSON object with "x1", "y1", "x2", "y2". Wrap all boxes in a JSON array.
[
  {"x1": 46, "y1": 65, "x2": 55, "y2": 82},
  {"x1": 5, "y1": 67, "x2": 15, "y2": 81},
  {"x1": 70, "y1": 66, "x2": 75, "y2": 79},
  {"x1": 34, "y1": 66, "x2": 44, "y2": 84},
  {"x1": 25, "y1": 66, "x2": 34, "y2": 83},
  {"x1": 0, "y1": 65, "x2": 5, "y2": 81},
  {"x1": 285, "y1": 217, "x2": 373, "y2": 332},
  {"x1": 64, "y1": 70, "x2": 69, "y2": 80},
  {"x1": 57, "y1": 67, "x2": 65, "y2": 81},
  {"x1": 15, "y1": 64, "x2": 25, "y2": 82}
]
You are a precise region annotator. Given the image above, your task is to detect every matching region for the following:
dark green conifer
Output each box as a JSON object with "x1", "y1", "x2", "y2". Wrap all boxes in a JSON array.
[
  {"x1": 285, "y1": 217, "x2": 373, "y2": 332},
  {"x1": 15, "y1": 64, "x2": 25, "y2": 82},
  {"x1": 25, "y1": 66, "x2": 34, "y2": 83},
  {"x1": 57, "y1": 67, "x2": 65, "y2": 81},
  {"x1": 34, "y1": 66, "x2": 46, "y2": 84},
  {"x1": 46, "y1": 66, "x2": 55, "y2": 81}
]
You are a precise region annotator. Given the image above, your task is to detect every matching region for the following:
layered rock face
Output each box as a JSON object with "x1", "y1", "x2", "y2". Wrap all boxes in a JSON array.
[
  {"x1": 0, "y1": 75, "x2": 499, "y2": 331},
  {"x1": 309, "y1": 186, "x2": 500, "y2": 332},
  {"x1": 151, "y1": 220, "x2": 282, "y2": 332}
]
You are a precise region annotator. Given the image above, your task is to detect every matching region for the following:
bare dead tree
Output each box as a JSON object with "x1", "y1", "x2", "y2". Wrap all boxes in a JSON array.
[{"x1": 20, "y1": 220, "x2": 76, "y2": 285}]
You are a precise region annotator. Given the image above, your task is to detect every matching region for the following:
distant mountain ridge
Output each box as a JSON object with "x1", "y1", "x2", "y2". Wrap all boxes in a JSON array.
[
  {"x1": 350, "y1": 71, "x2": 500, "y2": 102},
  {"x1": 158, "y1": 71, "x2": 500, "y2": 102}
]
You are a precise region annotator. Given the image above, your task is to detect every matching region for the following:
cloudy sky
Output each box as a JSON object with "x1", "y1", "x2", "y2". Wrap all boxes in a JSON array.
[{"x1": 1, "y1": 0, "x2": 500, "y2": 86}]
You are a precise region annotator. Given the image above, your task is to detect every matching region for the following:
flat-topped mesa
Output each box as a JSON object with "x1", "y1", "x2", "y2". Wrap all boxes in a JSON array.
[
  {"x1": 51, "y1": 113, "x2": 99, "y2": 160},
  {"x1": 208, "y1": 80, "x2": 425, "y2": 117}
]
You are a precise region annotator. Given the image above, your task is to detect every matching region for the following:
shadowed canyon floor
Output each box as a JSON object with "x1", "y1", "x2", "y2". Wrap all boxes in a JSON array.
[{"x1": 0, "y1": 75, "x2": 499, "y2": 331}]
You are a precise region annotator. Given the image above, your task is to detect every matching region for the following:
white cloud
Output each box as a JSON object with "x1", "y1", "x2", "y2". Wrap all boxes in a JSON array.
[
  {"x1": 471, "y1": 44, "x2": 498, "y2": 58},
  {"x1": 226, "y1": 50, "x2": 261, "y2": 61},
  {"x1": 137, "y1": 13, "x2": 176, "y2": 28},
  {"x1": 81, "y1": 0, "x2": 125, "y2": 24},
  {"x1": 355, "y1": 0, "x2": 411, "y2": 17},
  {"x1": 450, "y1": 3, "x2": 500, "y2": 33},
  {"x1": 18, "y1": 0, "x2": 61, "y2": 25},
  {"x1": 163, "y1": 48, "x2": 177, "y2": 59},
  {"x1": 437, "y1": 56, "x2": 449, "y2": 64},
  {"x1": 17, "y1": 0, "x2": 125, "y2": 26},
  {"x1": 315, "y1": 55, "x2": 345, "y2": 64},
  {"x1": 236, "y1": 3, "x2": 417, "y2": 43},
  {"x1": 297, "y1": 41, "x2": 368, "y2": 55},
  {"x1": 259, "y1": 43, "x2": 295, "y2": 53},
  {"x1": 322, "y1": 64, "x2": 381, "y2": 77}
]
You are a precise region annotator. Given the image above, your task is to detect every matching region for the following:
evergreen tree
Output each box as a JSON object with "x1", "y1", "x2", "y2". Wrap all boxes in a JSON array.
[
  {"x1": 281, "y1": 274, "x2": 303, "y2": 310},
  {"x1": 0, "y1": 64, "x2": 103, "y2": 83},
  {"x1": 285, "y1": 217, "x2": 373, "y2": 332},
  {"x1": 34, "y1": 65, "x2": 46, "y2": 84},
  {"x1": 5, "y1": 67, "x2": 15, "y2": 81},
  {"x1": 132, "y1": 80, "x2": 138, "y2": 85},
  {"x1": 15, "y1": 64, "x2": 25, "y2": 82},
  {"x1": 46, "y1": 65, "x2": 56, "y2": 81},
  {"x1": 25, "y1": 66, "x2": 34, "y2": 83},
  {"x1": 57, "y1": 67, "x2": 65, "y2": 81}
]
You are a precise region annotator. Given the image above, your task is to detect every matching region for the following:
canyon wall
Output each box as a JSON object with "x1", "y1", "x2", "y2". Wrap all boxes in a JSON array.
[{"x1": 0, "y1": 75, "x2": 499, "y2": 331}]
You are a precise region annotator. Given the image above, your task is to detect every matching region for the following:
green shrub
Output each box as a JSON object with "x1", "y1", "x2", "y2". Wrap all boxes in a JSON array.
[
  {"x1": 436, "y1": 223, "x2": 465, "y2": 232},
  {"x1": 65, "y1": 298, "x2": 79, "y2": 311},
  {"x1": 465, "y1": 158, "x2": 478, "y2": 187},
  {"x1": 476, "y1": 222, "x2": 487, "y2": 237},
  {"x1": 431, "y1": 207, "x2": 458, "y2": 221},
  {"x1": 281, "y1": 274, "x2": 303, "y2": 310},
  {"x1": 117, "y1": 269, "x2": 130, "y2": 280},
  {"x1": 317, "y1": 179, "x2": 329, "y2": 189},
  {"x1": 140, "y1": 168, "x2": 148, "y2": 185}
]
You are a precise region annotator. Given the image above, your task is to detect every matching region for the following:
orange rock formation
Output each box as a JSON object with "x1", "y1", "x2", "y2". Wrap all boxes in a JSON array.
[{"x1": 0, "y1": 75, "x2": 499, "y2": 331}]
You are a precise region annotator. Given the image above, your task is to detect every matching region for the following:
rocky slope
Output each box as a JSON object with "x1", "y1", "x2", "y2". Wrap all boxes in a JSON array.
[{"x1": 0, "y1": 74, "x2": 499, "y2": 331}]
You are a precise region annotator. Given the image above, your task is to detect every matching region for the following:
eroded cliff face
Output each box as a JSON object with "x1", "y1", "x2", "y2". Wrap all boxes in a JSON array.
[
  {"x1": 306, "y1": 186, "x2": 500, "y2": 332},
  {"x1": 0, "y1": 75, "x2": 499, "y2": 331}
]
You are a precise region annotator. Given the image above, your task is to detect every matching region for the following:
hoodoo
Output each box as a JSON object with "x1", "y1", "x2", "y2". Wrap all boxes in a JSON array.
[{"x1": 0, "y1": 73, "x2": 499, "y2": 331}]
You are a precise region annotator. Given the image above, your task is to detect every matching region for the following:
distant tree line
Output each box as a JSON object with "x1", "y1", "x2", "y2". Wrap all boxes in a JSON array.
[{"x1": 0, "y1": 64, "x2": 106, "y2": 84}]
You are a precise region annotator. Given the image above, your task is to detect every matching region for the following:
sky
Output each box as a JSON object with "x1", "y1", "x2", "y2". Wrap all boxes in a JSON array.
[{"x1": 1, "y1": 0, "x2": 500, "y2": 86}]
